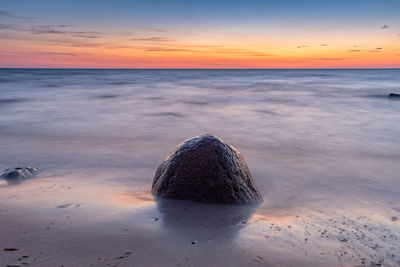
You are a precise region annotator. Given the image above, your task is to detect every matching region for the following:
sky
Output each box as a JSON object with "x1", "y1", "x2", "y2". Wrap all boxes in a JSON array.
[{"x1": 0, "y1": 0, "x2": 399, "y2": 68}]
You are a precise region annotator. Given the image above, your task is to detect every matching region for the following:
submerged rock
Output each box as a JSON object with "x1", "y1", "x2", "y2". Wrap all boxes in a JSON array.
[
  {"x1": 389, "y1": 93, "x2": 400, "y2": 98},
  {"x1": 1, "y1": 167, "x2": 39, "y2": 184},
  {"x1": 152, "y1": 134, "x2": 263, "y2": 205}
]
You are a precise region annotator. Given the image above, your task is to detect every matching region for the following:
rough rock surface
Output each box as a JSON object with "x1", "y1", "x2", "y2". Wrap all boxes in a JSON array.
[
  {"x1": 1, "y1": 167, "x2": 39, "y2": 184},
  {"x1": 152, "y1": 135, "x2": 263, "y2": 205},
  {"x1": 389, "y1": 93, "x2": 400, "y2": 98}
]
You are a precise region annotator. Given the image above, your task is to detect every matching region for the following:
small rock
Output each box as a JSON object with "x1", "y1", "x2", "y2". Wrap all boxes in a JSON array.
[
  {"x1": 4, "y1": 248, "x2": 19, "y2": 251},
  {"x1": 1, "y1": 167, "x2": 39, "y2": 184},
  {"x1": 391, "y1": 216, "x2": 398, "y2": 222},
  {"x1": 389, "y1": 93, "x2": 400, "y2": 98}
]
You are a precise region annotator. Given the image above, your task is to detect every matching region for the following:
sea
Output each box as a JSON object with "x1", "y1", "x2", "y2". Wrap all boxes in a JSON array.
[{"x1": 0, "y1": 69, "x2": 399, "y2": 266}]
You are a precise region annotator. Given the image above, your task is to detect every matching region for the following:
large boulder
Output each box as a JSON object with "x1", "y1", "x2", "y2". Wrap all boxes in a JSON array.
[
  {"x1": 152, "y1": 135, "x2": 263, "y2": 205},
  {"x1": 1, "y1": 167, "x2": 39, "y2": 184}
]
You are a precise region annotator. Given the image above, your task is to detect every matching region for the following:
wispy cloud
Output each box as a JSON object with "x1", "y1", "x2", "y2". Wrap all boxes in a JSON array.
[
  {"x1": 0, "y1": 10, "x2": 32, "y2": 20},
  {"x1": 66, "y1": 42, "x2": 103, "y2": 48},
  {"x1": 314, "y1": 57, "x2": 343, "y2": 61},
  {"x1": 349, "y1": 47, "x2": 383, "y2": 53},
  {"x1": 71, "y1": 31, "x2": 101, "y2": 38},
  {"x1": 297, "y1": 45, "x2": 308, "y2": 48},
  {"x1": 31, "y1": 51, "x2": 78, "y2": 56},
  {"x1": 250, "y1": 54, "x2": 270, "y2": 57},
  {"x1": 0, "y1": 23, "x2": 102, "y2": 37},
  {"x1": 131, "y1": 37, "x2": 175, "y2": 42},
  {"x1": 212, "y1": 48, "x2": 270, "y2": 56},
  {"x1": 369, "y1": 47, "x2": 383, "y2": 52},
  {"x1": 304, "y1": 57, "x2": 343, "y2": 61},
  {"x1": 320, "y1": 44, "x2": 328, "y2": 46},
  {"x1": 141, "y1": 45, "x2": 270, "y2": 57},
  {"x1": 141, "y1": 27, "x2": 167, "y2": 33},
  {"x1": 0, "y1": 23, "x2": 18, "y2": 30},
  {"x1": 72, "y1": 34, "x2": 100, "y2": 39},
  {"x1": 145, "y1": 47, "x2": 192, "y2": 52},
  {"x1": 31, "y1": 25, "x2": 70, "y2": 34}
]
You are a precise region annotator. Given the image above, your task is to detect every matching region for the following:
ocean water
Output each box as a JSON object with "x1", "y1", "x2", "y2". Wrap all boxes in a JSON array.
[{"x1": 1, "y1": 69, "x2": 400, "y2": 266}]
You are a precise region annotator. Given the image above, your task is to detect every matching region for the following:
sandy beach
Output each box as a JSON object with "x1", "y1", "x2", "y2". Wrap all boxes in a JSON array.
[{"x1": 1, "y1": 168, "x2": 399, "y2": 267}]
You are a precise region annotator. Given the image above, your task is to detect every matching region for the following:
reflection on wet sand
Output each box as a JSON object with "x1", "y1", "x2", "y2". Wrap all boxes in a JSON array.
[
  {"x1": 0, "y1": 173, "x2": 155, "y2": 211},
  {"x1": 155, "y1": 199, "x2": 257, "y2": 241}
]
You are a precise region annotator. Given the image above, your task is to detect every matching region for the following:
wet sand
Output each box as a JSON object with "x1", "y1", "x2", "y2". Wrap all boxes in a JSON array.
[{"x1": 1, "y1": 171, "x2": 399, "y2": 267}]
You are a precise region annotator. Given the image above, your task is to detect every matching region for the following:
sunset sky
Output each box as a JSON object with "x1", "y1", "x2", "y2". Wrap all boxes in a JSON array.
[{"x1": 1, "y1": 0, "x2": 399, "y2": 68}]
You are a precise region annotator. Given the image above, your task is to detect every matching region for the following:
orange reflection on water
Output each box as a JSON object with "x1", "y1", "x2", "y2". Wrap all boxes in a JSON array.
[{"x1": 108, "y1": 186, "x2": 155, "y2": 208}]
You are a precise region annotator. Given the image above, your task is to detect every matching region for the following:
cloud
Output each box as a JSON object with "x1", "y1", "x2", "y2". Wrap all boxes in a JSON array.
[
  {"x1": 72, "y1": 34, "x2": 100, "y2": 39},
  {"x1": 0, "y1": 24, "x2": 69, "y2": 34},
  {"x1": 250, "y1": 54, "x2": 270, "y2": 57},
  {"x1": 35, "y1": 37, "x2": 105, "y2": 48},
  {"x1": 31, "y1": 26, "x2": 69, "y2": 34},
  {"x1": 145, "y1": 47, "x2": 192, "y2": 52},
  {"x1": 320, "y1": 44, "x2": 328, "y2": 46},
  {"x1": 297, "y1": 45, "x2": 308, "y2": 48},
  {"x1": 71, "y1": 31, "x2": 101, "y2": 38},
  {"x1": 68, "y1": 43, "x2": 103, "y2": 48},
  {"x1": 142, "y1": 27, "x2": 167, "y2": 33},
  {"x1": 31, "y1": 51, "x2": 78, "y2": 56},
  {"x1": 369, "y1": 47, "x2": 383, "y2": 52},
  {"x1": 304, "y1": 57, "x2": 342, "y2": 61},
  {"x1": 349, "y1": 48, "x2": 383, "y2": 53},
  {"x1": 0, "y1": 23, "x2": 18, "y2": 30},
  {"x1": 212, "y1": 48, "x2": 270, "y2": 56},
  {"x1": 0, "y1": 10, "x2": 32, "y2": 20},
  {"x1": 381, "y1": 24, "x2": 389, "y2": 29},
  {"x1": 0, "y1": 23, "x2": 103, "y2": 38},
  {"x1": 131, "y1": 37, "x2": 175, "y2": 42},
  {"x1": 3, "y1": 51, "x2": 81, "y2": 58},
  {"x1": 314, "y1": 57, "x2": 343, "y2": 61},
  {"x1": 106, "y1": 45, "x2": 140, "y2": 49}
]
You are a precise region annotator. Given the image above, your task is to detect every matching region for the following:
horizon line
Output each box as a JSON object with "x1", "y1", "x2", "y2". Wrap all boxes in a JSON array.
[{"x1": 1, "y1": 67, "x2": 399, "y2": 70}]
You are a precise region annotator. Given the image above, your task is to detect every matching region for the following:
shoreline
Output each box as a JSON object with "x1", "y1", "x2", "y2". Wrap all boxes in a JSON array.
[{"x1": 1, "y1": 174, "x2": 399, "y2": 266}]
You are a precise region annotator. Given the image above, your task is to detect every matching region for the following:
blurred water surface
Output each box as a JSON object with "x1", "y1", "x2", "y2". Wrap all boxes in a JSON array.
[
  {"x1": 1, "y1": 69, "x2": 400, "y2": 265},
  {"x1": 1, "y1": 69, "x2": 399, "y2": 198}
]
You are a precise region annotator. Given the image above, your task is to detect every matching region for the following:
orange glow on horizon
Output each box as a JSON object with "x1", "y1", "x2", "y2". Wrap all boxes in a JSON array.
[{"x1": 1, "y1": 28, "x2": 399, "y2": 68}]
